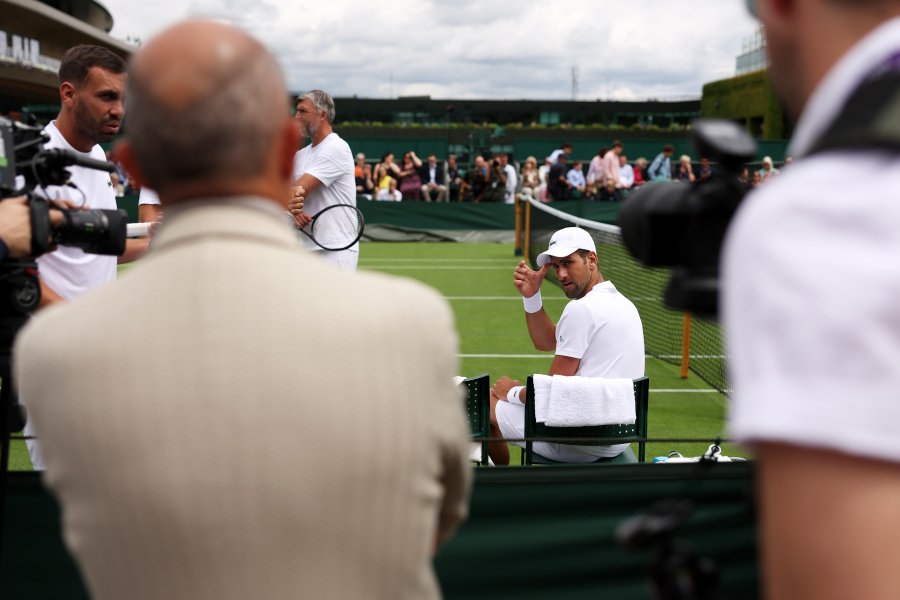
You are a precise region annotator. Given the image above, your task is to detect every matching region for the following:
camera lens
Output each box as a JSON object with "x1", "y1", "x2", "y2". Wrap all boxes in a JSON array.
[{"x1": 54, "y1": 209, "x2": 128, "y2": 256}]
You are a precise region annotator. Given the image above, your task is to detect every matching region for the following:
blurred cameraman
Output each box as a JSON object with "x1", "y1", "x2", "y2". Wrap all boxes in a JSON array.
[
  {"x1": 724, "y1": 1, "x2": 900, "y2": 598},
  {"x1": 34, "y1": 45, "x2": 148, "y2": 309}
]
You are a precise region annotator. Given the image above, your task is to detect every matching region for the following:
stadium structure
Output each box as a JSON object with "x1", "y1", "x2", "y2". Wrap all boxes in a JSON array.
[{"x1": 0, "y1": 0, "x2": 134, "y2": 117}]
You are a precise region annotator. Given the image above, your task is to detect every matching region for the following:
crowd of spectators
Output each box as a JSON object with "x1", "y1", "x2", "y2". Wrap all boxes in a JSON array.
[
  {"x1": 102, "y1": 143, "x2": 791, "y2": 206},
  {"x1": 351, "y1": 145, "x2": 791, "y2": 203}
]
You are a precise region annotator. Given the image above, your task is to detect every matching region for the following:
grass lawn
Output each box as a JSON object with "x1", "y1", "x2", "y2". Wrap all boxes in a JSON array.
[
  {"x1": 360, "y1": 241, "x2": 748, "y2": 462},
  {"x1": 6, "y1": 240, "x2": 747, "y2": 471}
]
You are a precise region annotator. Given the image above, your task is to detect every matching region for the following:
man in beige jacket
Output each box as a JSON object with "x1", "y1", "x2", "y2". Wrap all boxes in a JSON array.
[{"x1": 14, "y1": 20, "x2": 471, "y2": 600}]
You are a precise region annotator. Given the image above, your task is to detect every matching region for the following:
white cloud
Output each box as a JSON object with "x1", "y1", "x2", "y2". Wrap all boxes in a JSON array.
[{"x1": 101, "y1": 0, "x2": 760, "y2": 100}]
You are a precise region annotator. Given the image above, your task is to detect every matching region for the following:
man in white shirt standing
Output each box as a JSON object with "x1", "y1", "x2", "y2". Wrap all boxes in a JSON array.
[
  {"x1": 724, "y1": 1, "x2": 900, "y2": 597},
  {"x1": 288, "y1": 90, "x2": 358, "y2": 271},
  {"x1": 36, "y1": 45, "x2": 149, "y2": 308},
  {"x1": 26, "y1": 45, "x2": 149, "y2": 470}
]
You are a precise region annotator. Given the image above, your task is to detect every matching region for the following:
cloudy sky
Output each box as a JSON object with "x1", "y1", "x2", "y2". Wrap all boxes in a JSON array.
[{"x1": 100, "y1": 0, "x2": 760, "y2": 100}]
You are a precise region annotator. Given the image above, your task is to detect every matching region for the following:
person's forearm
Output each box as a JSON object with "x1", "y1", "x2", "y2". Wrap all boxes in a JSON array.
[
  {"x1": 525, "y1": 309, "x2": 556, "y2": 351},
  {"x1": 38, "y1": 277, "x2": 64, "y2": 309},
  {"x1": 118, "y1": 238, "x2": 150, "y2": 264}
]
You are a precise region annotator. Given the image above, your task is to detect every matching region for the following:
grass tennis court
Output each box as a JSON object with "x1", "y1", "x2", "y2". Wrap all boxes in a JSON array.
[
  {"x1": 359, "y1": 241, "x2": 747, "y2": 462},
  {"x1": 6, "y1": 240, "x2": 747, "y2": 470}
]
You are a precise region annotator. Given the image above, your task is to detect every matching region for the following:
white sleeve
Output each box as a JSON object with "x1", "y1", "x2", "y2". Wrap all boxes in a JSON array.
[
  {"x1": 138, "y1": 188, "x2": 160, "y2": 205},
  {"x1": 554, "y1": 301, "x2": 594, "y2": 359},
  {"x1": 301, "y1": 140, "x2": 350, "y2": 187}
]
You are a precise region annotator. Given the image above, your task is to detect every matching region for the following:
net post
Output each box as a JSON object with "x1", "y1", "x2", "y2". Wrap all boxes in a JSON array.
[
  {"x1": 523, "y1": 197, "x2": 532, "y2": 265},
  {"x1": 514, "y1": 194, "x2": 523, "y2": 256},
  {"x1": 680, "y1": 311, "x2": 692, "y2": 379}
]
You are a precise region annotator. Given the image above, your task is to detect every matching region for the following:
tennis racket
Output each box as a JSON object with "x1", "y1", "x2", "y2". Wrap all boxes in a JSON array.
[{"x1": 288, "y1": 203, "x2": 365, "y2": 251}]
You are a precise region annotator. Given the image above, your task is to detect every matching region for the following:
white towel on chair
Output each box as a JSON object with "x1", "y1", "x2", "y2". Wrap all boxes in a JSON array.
[
  {"x1": 533, "y1": 374, "x2": 554, "y2": 423},
  {"x1": 545, "y1": 376, "x2": 635, "y2": 427}
]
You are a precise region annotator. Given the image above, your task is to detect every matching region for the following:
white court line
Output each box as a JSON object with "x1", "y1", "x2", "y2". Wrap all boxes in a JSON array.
[
  {"x1": 445, "y1": 296, "x2": 567, "y2": 301},
  {"x1": 459, "y1": 354, "x2": 553, "y2": 358},
  {"x1": 359, "y1": 258, "x2": 514, "y2": 263},
  {"x1": 459, "y1": 353, "x2": 723, "y2": 359},
  {"x1": 652, "y1": 389, "x2": 721, "y2": 394},
  {"x1": 364, "y1": 266, "x2": 513, "y2": 270}
]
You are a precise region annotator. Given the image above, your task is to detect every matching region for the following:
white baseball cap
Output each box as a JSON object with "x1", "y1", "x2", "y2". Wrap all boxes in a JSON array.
[{"x1": 536, "y1": 227, "x2": 597, "y2": 267}]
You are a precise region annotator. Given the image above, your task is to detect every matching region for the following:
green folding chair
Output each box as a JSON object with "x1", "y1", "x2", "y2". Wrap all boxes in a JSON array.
[
  {"x1": 523, "y1": 376, "x2": 650, "y2": 465},
  {"x1": 461, "y1": 374, "x2": 490, "y2": 466}
]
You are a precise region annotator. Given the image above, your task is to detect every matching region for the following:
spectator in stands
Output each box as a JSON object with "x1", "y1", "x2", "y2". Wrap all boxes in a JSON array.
[
  {"x1": 567, "y1": 159, "x2": 587, "y2": 199},
  {"x1": 586, "y1": 147, "x2": 607, "y2": 196},
  {"x1": 397, "y1": 151, "x2": 423, "y2": 200},
  {"x1": 751, "y1": 170, "x2": 762, "y2": 187},
  {"x1": 356, "y1": 163, "x2": 375, "y2": 200},
  {"x1": 725, "y1": 2, "x2": 900, "y2": 598},
  {"x1": 547, "y1": 153, "x2": 571, "y2": 201},
  {"x1": 647, "y1": 144, "x2": 675, "y2": 180},
  {"x1": 519, "y1": 156, "x2": 540, "y2": 199},
  {"x1": 373, "y1": 151, "x2": 400, "y2": 192},
  {"x1": 466, "y1": 155, "x2": 489, "y2": 202},
  {"x1": 480, "y1": 156, "x2": 507, "y2": 203},
  {"x1": 618, "y1": 154, "x2": 634, "y2": 191},
  {"x1": 632, "y1": 157, "x2": 648, "y2": 188},
  {"x1": 547, "y1": 142, "x2": 573, "y2": 165},
  {"x1": 354, "y1": 152, "x2": 366, "y2": 178},
  {"x1": 697, "y1": 157, "x2": 714, "y2": 181},
  {"x1": 597, "y1": 178, "x2": 619, "y2": 202},
  {"x1": 447, "y1": 153, "x2": 465, "y2": 201},
  {"x1": 376, "y1": 177, "x2": 402, "y2": 201},
  {"x1": 499, "y1": 153, "x2": 517, "y2": 203},
  {"x1": 757, "y1": 156, "x2": 779, "y2": 181},
  {"x1": 676, "y1": 155, "x2": 696, "y2": 183},
  {"x1": 537, "y1": 157, "x2": 553, "y2": 202},
  {"x1": 488, "y1": 227, "x2": 645, "y2": 465},
  {"x1": 602, "y1": 141, "x2": 623, "y2": 193},
  {"x1": 419, "y1": 153, "x2": 448, "y2": 202},
  {"x1": 739, "y1": 167, "x2": 751, "y2": 185}
]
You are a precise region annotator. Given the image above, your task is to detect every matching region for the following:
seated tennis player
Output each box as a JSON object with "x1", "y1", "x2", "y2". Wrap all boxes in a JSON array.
[{"x1": 489, "y1": 227, "x2": 645, "y2": 464}]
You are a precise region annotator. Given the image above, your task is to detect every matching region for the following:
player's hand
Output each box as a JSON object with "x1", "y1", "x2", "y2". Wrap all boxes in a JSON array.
[
  {"x1": 293, "y1": 210, "x2": 312, "y2": 228},
  {"x1": 147, "y1": 212, "x2": 164, "y2": 239},
  {"x1": 513, "y1": 260, "x2": 548, "y2": 299},
  {"x1": 289, "y1": 185, "x2": 305, "y2": 214},
  {"x1": 492, "y1": 376, "x2": 521, "y2": 403},
  {"x1": 0, "y1": 196, "x2": 32, "y2": 258}
]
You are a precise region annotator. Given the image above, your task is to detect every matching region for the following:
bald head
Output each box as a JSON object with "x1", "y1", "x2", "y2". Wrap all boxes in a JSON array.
[{"x1": 126, "y1": 20, "x2": 294, "y2": 199}]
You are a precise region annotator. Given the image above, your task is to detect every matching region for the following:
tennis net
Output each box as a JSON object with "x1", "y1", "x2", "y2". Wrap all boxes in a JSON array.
[{"x1": 522, "y1": 196, "x2": 728, "y2": 395}]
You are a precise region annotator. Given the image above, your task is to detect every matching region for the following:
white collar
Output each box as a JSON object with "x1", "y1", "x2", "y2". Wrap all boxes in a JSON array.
[{"x1": 790, "y1": 16, "x2": 900, "y2": 157}]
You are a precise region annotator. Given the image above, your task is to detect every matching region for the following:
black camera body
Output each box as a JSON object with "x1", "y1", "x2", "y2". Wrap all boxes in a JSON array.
[
  {"x1": 1, "y1": 117, "x2": 128, "y2": 259},
  {"x1": 619, "y1": 120, "x2": 757, "y2": 319}
]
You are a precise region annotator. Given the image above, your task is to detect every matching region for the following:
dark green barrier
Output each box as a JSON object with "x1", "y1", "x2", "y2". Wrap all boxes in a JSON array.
[
  {"x1": 359, "y1": 200, "x2": 621, "y2": 230},
  {"x1": 1, "y1": 473, "x2": 89, "y2": 599},
  {"x1": 2, "y1": 464, "x2": 757, "y2": 599},
  {"x1": 436, "y1": 463, "x2": 758, "y2": 600}
]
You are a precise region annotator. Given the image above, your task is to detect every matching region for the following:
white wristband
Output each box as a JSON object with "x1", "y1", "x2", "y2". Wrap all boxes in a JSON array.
[
  {"x1": 507, "y1": 386, "x2": 525, "y2": 404},
  {"x1": 522, "y1": 291, "x2": 542, "y2": 313}
]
